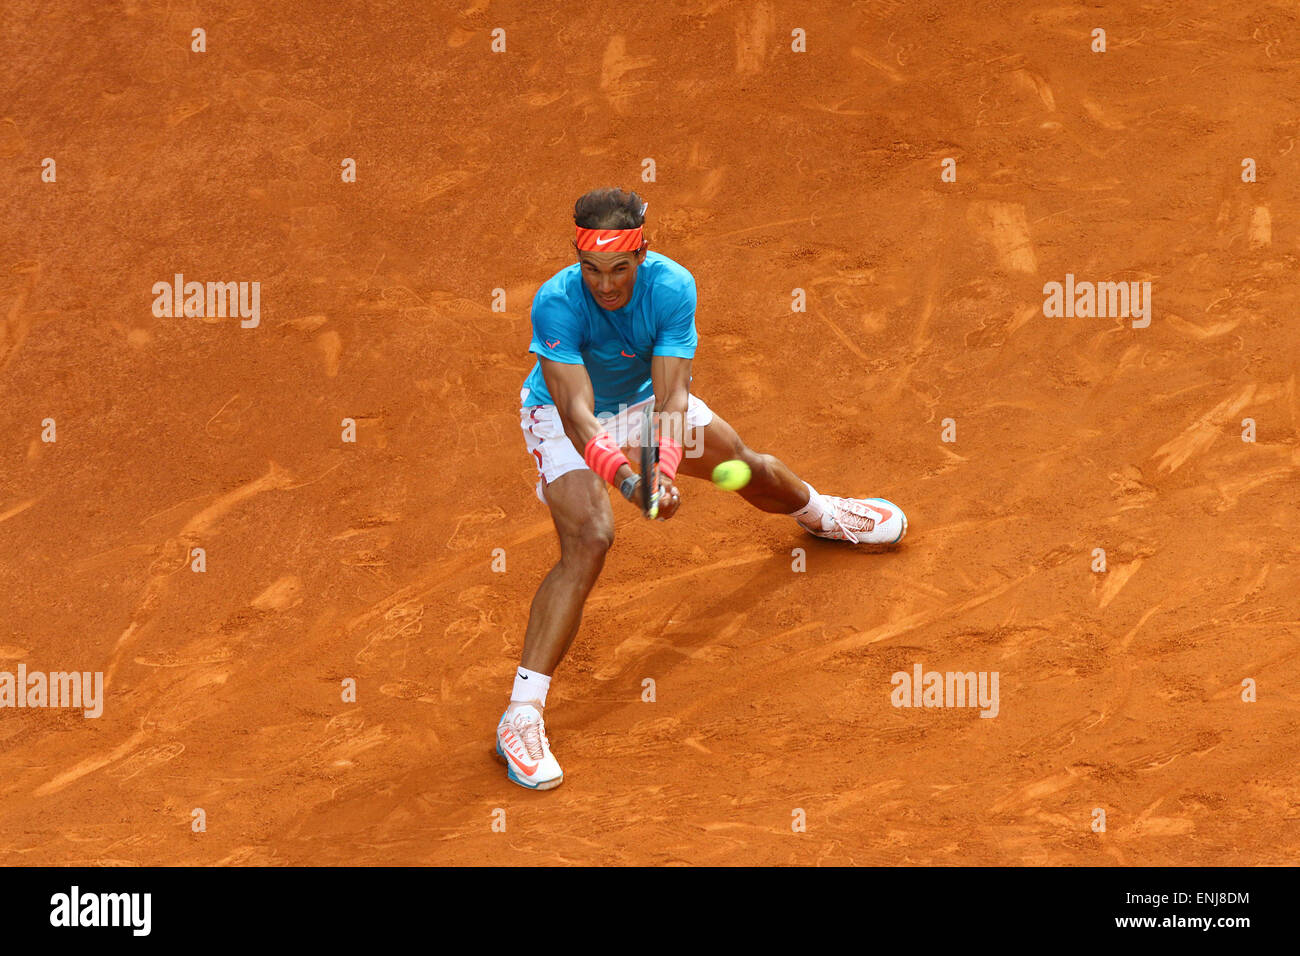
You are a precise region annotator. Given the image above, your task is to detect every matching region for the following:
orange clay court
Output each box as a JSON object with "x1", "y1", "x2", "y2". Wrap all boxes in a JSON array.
[{"x1": 1, "y1": 2, "x2": 1297, "y2": 865}]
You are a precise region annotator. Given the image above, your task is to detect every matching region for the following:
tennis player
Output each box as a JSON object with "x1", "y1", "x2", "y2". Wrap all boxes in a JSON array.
[{"x1": 496, "y1": 188, "x2": 907, "y2": 790}]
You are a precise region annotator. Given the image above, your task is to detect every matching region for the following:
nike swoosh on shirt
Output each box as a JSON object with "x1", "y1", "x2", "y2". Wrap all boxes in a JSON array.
[{"x1": 620, "y1": 350, "x2": 636, "y2": 358}]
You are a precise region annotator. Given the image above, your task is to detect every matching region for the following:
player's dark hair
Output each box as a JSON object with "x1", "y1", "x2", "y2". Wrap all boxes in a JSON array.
[{"x1": 573, "y1": 187, "x2": 647, "y2": 229}]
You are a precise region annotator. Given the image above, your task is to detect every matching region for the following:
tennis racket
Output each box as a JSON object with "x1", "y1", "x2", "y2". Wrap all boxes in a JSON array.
[{"x1": 638, "y1": 405, "x2": 661, "y2": 519}]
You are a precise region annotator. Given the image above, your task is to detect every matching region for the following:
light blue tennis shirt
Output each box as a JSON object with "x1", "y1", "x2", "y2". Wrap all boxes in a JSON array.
[{"x1": 521, "y1": 251, "x2": 698, "y2": 414}]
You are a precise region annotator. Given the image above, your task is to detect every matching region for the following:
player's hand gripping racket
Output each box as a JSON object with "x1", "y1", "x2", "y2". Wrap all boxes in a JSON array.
[{"x1": 638, "y1": 406, "x2": 661, "y2": 519}]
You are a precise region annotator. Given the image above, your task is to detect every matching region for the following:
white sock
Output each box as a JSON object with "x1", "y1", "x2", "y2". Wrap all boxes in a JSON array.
[
  {"x1": 510, "y1": 666, "x2": 551, "y2": 709},
  {"x1": 788, "y1": 481, "x2": 830, "y2": 530}
]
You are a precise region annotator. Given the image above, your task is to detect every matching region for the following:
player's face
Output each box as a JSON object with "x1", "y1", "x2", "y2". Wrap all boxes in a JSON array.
[{"x1": 576, "y1": 245, "x2": 647, "y2": 311}]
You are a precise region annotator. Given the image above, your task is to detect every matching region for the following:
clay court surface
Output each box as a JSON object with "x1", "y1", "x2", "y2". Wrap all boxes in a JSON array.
[{"x1": 2, "y1": 2, "x2": 1298, "y2": 865}]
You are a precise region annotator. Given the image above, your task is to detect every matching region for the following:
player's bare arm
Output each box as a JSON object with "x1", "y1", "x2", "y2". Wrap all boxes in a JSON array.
[
  {"x1": 650, "y1": 353, "x2": 691, "y2": 520},
  {"x1": 540, "y1": 356, "x2": 659, "y2": 511},
  {"x1": 539, "y1": 358, "x2": 613, "y2": 468}
]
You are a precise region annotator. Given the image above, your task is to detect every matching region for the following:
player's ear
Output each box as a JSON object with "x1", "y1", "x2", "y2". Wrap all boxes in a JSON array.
[{"x1": 637, "y1": 241, "x2": 649, "y2": 262}]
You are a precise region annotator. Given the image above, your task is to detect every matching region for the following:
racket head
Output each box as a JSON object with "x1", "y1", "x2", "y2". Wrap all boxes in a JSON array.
[{"x1": 638, "y1": 406, "x2": 660, "y2": 519}]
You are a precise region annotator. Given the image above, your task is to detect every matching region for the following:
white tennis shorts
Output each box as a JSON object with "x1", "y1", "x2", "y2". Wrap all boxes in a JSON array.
[{"x1": 520, "y1": 386, "x2": 714, "y2": 503}]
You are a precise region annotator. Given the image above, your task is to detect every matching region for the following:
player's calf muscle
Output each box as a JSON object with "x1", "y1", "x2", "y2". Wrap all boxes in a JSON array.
[
  {"x1": 715, "y1": 445, "x2": 805, "y2": 511},
  {"x1": 744, "y1": 450, "x2": 780, "y2": 485}
]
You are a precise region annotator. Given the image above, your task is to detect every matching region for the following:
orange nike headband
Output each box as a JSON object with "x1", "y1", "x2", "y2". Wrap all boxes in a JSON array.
[
  {"x1": 575, "y1": 225, "x2": 643, "y2": 252},
  {"x1": 574, "y1": 202, "x2": 648, "y2": 252}
]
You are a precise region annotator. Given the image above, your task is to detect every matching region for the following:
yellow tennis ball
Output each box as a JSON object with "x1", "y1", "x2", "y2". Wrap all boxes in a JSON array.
[{"x1": 711, "y1": 459, "x2": 752, "y2": 491}]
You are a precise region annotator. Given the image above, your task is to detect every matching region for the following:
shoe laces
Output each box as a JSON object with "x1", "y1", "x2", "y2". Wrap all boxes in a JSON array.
[
  {"x1": 514, "y1": 711, "x2": 547, "y2": 761},
  {"x1": 834, "y1": 498, "x2": 876, "y2": 533}
]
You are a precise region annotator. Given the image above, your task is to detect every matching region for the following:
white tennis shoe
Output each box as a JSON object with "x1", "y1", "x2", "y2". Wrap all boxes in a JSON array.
[
  {"x1": 799, "y1": 496, "x2": 907, "y2": 545},
  {"x1": 496, "y1": 704, "x2": 564, "y2": 791}
]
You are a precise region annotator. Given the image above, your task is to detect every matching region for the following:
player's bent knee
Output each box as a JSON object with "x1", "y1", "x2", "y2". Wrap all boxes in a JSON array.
[
  {"x1": 582, "y1": 520, "x2": 616, "y2": 554},
  {"x1": 560, "y1": 520, "x2": 615, "y2": 570}
]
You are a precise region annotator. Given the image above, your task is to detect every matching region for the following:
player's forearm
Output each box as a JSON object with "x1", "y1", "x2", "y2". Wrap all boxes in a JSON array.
[
  {"x1": 654, "y1": 389, "x2": 689, "y2": 448},
  {"x1": 556, "y1": 400, "x2": 604, "y2": 450},
  {"x1": 558, "y1": 402, "x2": 635, "y2": 488},
  {"x1": 650, "y1": 354, "x2": 692, "y2": 451}
]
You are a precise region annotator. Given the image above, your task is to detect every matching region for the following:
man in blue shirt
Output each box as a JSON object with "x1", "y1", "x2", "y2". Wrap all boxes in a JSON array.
[{"x1": 496, "y1": 188, "x2": 908, "y2": 791}]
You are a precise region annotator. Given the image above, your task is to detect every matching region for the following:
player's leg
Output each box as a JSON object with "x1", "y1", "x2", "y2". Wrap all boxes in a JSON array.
[
  {"x1": 675, "y1": 409, "x2": 808, "y2": 513},
  {"x1": 518, "y1": 468, "x2": 614, "y2": 677},
  {"x1": 676, "y1": 403, "x2": 908, "y2": 545},
  {"x1": 499, "y1": 408, "x2": 615, "y2": 791}
]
